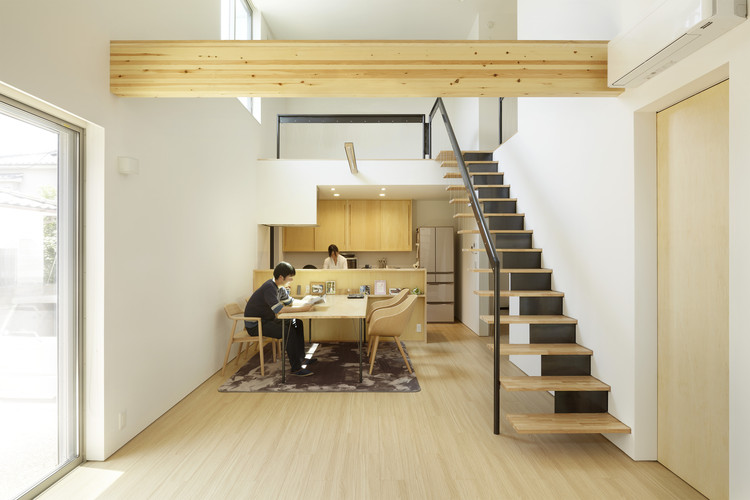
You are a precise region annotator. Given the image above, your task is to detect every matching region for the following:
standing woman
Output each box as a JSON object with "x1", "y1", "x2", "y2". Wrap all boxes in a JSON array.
[{"x1": 323, "y1": 244, "x2": 348, "y2": 269}]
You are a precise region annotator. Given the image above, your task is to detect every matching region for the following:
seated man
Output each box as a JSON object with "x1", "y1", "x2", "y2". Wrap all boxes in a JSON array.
[{"x1": 245, "y1": 262, "x2": 316, "y2": 376}]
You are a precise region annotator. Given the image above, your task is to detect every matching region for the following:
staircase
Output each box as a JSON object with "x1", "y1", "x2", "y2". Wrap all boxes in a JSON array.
[{"x1": 439, "y1": 149, "x2": 631, "y2": 436}]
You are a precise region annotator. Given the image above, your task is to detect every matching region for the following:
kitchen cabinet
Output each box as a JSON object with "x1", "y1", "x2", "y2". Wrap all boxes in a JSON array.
[
  {"x1": 314, "y1": 200, "x2": 347, "y2": 251},
  {"x1": 282, "y1": 199, "x2": 411, "y2": 252},
  {"x1": 282, "y1": 226, "x2": 314, "y2": 252},
  {"x1": 349, "y1": 200, "x2": 382, "y2": 251}
]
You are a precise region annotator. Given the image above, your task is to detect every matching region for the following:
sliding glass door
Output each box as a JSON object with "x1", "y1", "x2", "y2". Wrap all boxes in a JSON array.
[{"x1": 0, "y1": 96, "x2": 81, "y2": 500}]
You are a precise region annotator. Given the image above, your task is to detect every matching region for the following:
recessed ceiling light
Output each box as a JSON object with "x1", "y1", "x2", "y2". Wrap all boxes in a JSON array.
[
  {"x1": 381, "y1": 187, "x2": 386, "y2": 191},
  {"x1": 333, "y1": 193, "x2": 340, "y2": 197},
  {"x1": 379, "y1": 193, "x2": 385, "y2": 197},
  {"x1": 331, "y1": 188, "x2": 335, "y2": 191}
]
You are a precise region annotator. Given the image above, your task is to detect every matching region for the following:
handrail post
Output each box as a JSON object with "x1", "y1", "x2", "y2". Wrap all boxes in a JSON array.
[{"x1": 430, "y1": 97, "x2": 503, "y2": 435}]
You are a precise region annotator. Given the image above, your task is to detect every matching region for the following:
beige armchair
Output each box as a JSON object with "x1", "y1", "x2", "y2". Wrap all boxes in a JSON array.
[
  {"x1": 365, "y1": 288, "x2": 410, "y2": 355},
  {"x1": 367, "y1": 294, "x2": 418, "y2": 375}
]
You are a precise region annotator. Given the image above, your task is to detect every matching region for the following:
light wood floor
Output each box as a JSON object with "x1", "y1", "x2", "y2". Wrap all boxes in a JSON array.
[{"x1": 41, "y1": 323, "x2": 702, "y2": 499}]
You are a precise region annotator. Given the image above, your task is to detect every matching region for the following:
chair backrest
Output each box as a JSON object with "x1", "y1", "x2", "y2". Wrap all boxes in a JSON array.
[
  {"x1": 224, "y1": 302, "x2": 242, "y2": 318},
  {"x1": 366, "y1": 288, "x2": 410, "y2": 322},
  {"x1": 368, "y1": 295, "x2": 418, "y2": 337}
]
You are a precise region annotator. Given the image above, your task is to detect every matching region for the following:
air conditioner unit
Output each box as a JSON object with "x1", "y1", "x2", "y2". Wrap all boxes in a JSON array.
[{"x1": 608, "y1": 0, "x2": 747, "y2": 88}]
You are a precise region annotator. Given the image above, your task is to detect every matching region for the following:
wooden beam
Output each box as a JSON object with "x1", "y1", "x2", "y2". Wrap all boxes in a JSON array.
[{"x1": 110, "y1": 40, "x2": 622, "y2": 98}]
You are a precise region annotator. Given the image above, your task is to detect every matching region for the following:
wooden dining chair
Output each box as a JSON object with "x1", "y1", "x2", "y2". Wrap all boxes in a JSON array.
[
  {"x1": 365, "y1": 288, "x2": 410, "y2": 355},
  {"x1": 367, "y1": 294, "x2": 418, "y2": 375},
  {"x1": 222, "y1": 303, "x2": 278, "y2": 376}
]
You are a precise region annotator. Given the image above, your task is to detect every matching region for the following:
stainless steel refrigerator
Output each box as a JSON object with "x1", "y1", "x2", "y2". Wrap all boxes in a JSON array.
[{"x1": 417, "y1": 226, "x2": 454, "y2": 322}]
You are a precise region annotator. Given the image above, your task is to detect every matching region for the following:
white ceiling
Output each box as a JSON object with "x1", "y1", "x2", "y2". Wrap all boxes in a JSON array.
[
  {"x1": 317, "y1": 185, "x2": 451, "y2": 201},
  {"x1": 251, "y1": 0, "x2": 515, "y2": 40}
]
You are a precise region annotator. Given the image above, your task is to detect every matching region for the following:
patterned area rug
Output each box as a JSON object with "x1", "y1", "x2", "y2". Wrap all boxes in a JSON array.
[{"x1": 218, "y1": 341, "x2": 420, "y2": 393}]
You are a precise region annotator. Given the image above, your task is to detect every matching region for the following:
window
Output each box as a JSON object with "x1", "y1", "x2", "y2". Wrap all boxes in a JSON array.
[
  {"x1": 222, "y1": 0, "x2": 261, "y2": 121},
  {"x1": 0, "y1": 95, "x2": 81, "y2": 499}
]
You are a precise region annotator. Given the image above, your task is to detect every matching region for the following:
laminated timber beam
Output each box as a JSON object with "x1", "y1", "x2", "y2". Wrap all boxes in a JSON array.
[{"x1": 110, "y1": 40, "x2": 622, "y2": 98}]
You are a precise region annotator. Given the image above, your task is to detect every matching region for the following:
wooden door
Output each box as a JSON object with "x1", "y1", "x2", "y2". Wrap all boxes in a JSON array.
[
  {"x1": 380, "y1": 200, "x2": 412, "y2": 251},
  {"x1": 314, "y1": 200, "x2": 347, "y2": 252},
  {"x1": 282, "y1": 226, "x2": 314, "y2": 252},
  {"x1": 349, "y1": 200, "x2": 381, "y2": 251},
  {"x1": 657, "y1": 80, "x2": 729, "y2": 500}
]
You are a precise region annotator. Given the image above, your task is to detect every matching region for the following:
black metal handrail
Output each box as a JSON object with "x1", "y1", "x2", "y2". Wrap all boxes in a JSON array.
[{"x1": 429, "y1": 97, "x2": 504, "y2": 435}]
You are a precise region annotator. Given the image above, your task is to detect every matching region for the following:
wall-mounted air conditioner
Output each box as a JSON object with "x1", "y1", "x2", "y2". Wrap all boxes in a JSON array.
[{"x1": 608, "y1": 0, "x2": 747, "y2": 88}]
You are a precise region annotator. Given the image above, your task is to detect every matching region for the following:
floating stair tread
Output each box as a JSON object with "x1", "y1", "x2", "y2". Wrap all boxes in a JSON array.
[
  {"x1": 488, "y1": 343, "x2": 592, "y2": 355},
  {"x1": 457, "y1": 229, "x2": 532, "y2": 234},
  {"x1": 480, "y1": 315, "x2": 577, "y2": 325},
  {"x1": 449, "y1": 197, "x2": 516, "y2": 203},
  {"x1": 500, "y1": 375, "x2": 609, "y2": 391},
  {"x1": 470, "y1": 268, "x2": 551, "y2": 274},
  {"x1": 454, "y1": 212, "x2": 524, "y2": 218},
  {"x1": 462, "y1": 248, "x2": 542, "y2": 253},
  {"x1": 506, "y1": 413, "x2": 631, "y2": 434},
  {"x1": 474, "y1": 289, "x2": 563, "y2": 297}
]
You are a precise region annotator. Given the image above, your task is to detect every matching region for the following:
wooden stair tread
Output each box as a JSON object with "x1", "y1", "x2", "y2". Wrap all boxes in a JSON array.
[
  {"x1": 449, "y1": 197, "x2": 516, "y2": 203},
  {"x1": 457, "y1": 229, "x2": 532, "y2": 234},
  {"x1": 444, "y1": 172, "x2": 506, "y2": 179},
  {"x1": 500, "y1": 375, "x2": 609, "y2": 391},
  {"x1": 474, "y1": 289, "x2": 563, "y2": 297},
  {"x1": 505, "y1": 413, "x2": 631, "y2": 434},
  {"x1": 488, "y1": 343, "x2": 592, "y2": 355},
  {"x1": 453, "y1": 213, "x2": 524, "y2": 218},
  {"x1": 480, "y1": 314, "x2": 577, "y2": 325},
  {"x1": 462, "y1": 248, "x2": 542, "y2": 253},
  {"x1": 470, "y1": 268, "x2": 551, "y2": 274}
]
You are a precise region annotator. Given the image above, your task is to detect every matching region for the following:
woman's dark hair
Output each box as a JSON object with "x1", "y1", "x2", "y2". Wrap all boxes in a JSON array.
[
  {"x1": 273, "y1": 261, "x2": 296, "y2": 280},
  {"x1": 328, "y1": 244, "x2": 339, "y2": 256}
]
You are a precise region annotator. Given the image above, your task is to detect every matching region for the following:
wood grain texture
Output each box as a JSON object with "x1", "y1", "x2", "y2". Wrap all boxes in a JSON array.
[
  {"x1": 110, "y1": 40, "x2": 622, "y2": 98},
  {"x1": 657, "y1": 81, "x2": 729, "y2": 500},
  {"x1": 506, "y1": 414, "x2": 630, "y2": 434},
  {"x1": 496, "y1": 343, "x2": 592, "y2": 356},
  {"x1": 500, "y1": 376, "x2": 609, "y2": 392},
  {"x1": 480, "y1": 315, "x2": 577, "y2": 325},
  {"x1": 40, "y1": 323, "x2": 701, "y2": 500}
]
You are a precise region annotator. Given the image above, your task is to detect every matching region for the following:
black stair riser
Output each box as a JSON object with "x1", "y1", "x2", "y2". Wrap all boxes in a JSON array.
[
  {"x1": 494, "y1": 233, "x2": 532, "y2": 248},
  {"x1": 541, "y1": 355, "x2": 590, "y2": 376},
  {"x1": 530, "y1": 324, "x2": 576, "y2": 343},
  {"x1": 555, "y1": 392, "x2": 608, "y2": 413},
  {"x1": 488, "y1": 216, "x2": 524, "y2": 230},
  {"x1": 483, "y1": 200, "x2": 516, "y2": 213},
  {"x1": 468, "y1": 164, "x2": 498, "y2": 173},
  {"x1": 463, "y1": 153, "x2": 493, "y2": 161},
  {"x1": 472, "y1": 174, "x2": 504, "y2": 185},
  {"x1": 478, "y1": 187, "x2": 510, "y2": 198},
  {"x1": 501, "y1": 252, "x2": 541, "y2": 268},
  {"x1": 520, "y1": 297, "x2": 563, "y2": 315},
  {"x1": 509, "y1": 273, "x2": 551, "y2": 290}
]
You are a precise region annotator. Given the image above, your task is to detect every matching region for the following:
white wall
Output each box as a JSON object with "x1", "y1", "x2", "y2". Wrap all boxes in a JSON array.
[
  {"x1": 505, "y1": 0, "x2": 641, "y2": 457},
  {"x1": 507, "y1": 2, "x2": 750, "y2": 492},
  {"x1": 0, "y1": 0, "x2": 266, "y2": 459},
  {"x1": 276, "y1": 97, "x2": 480, "y2": 160}
]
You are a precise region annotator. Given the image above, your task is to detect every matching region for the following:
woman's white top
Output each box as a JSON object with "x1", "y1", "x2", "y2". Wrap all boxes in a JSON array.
[{"x1": 323, "y1": 255, "x2": 348, "y2": 269}]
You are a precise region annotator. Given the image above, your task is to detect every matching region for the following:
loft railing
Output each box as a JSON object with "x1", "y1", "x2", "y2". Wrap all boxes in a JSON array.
[{"x1": 428, "y1": 97, "x2": 504, "y2": 435}]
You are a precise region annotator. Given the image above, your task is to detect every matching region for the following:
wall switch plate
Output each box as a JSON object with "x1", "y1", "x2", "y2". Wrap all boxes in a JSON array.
[
  {"x1": 118, "y1": 411, "x2": 127, "y2": 430},
  {"x1": 305, "y1": 285, "x2": 310, "y2": 294},
  {"x1": 416, "y1": 323, "x2": 422, "y2": 333}
]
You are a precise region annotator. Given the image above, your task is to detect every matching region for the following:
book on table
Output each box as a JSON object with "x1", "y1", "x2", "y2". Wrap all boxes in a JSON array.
[{"x1": 292, "y1": 295, "x2": 326, "y2": 307}]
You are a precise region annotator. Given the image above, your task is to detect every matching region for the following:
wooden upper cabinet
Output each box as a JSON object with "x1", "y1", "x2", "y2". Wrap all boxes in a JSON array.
[
  {"x1": 348, "y1": 200, "x2": 382, "y2": 251},
  {"x1": 282, "y1": 199, "x2": 411, "y2": 252},
  {"x1": 282, "y1": 226, "x2": 314, "y2": 252},
  {"x1": 380, "y1": 200, "x2": 412, "y2": 251},
  {"x1": 314, "y1": 200, "x2": 347, "y2": 252}
]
